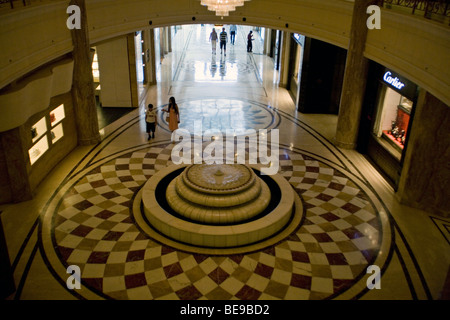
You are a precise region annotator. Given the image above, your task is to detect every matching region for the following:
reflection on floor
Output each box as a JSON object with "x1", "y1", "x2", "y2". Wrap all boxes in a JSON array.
[{"x1": 2, "y1": 24, "x2": 449, "y2": 301}]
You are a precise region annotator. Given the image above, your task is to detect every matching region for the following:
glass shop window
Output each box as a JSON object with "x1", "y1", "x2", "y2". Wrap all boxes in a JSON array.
[
  {"x1": 49, "y1": 104, "x2": 65, "y2": 127},
  {"x1": 373, "y1": 86, "x2": 413, "y2": 158},
  {"x1": 31, "y1": 117, "x2": 47, "y2": 144},
  {"x1": 29, "y1": 134, "x2": 49, "y2": 165}
]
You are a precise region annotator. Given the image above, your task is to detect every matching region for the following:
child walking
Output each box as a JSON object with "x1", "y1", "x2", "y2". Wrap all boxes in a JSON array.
[{"x1": 145, "y1": 104, "x2": 157, "y2": 140}]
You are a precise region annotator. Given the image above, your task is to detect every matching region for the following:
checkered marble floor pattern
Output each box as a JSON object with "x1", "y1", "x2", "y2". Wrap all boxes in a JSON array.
[{"x1": 45, "y1": 142, "x2": 387, "y2": 300}]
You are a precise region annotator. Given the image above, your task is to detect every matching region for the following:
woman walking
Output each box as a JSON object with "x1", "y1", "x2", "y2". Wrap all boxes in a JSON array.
[
  {"x1": 162, "y1": 96, "x2": 180, "y2": 132},
  {"x1": 209, "y1": 28, "x2": 218, "y2": 54}
]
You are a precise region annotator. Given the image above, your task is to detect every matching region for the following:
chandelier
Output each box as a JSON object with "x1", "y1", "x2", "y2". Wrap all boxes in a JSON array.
[{"x1": 200, "y1": 0, "x2": 251, "y2": 17}]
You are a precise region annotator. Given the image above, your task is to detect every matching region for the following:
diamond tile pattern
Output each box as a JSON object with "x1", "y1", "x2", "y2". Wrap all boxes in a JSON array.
[{"x1": 52, "y1": 143, "x2": 381, "y2": 300}]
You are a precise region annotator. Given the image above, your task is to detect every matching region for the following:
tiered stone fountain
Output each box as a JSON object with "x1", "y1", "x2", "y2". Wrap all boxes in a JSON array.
[{"x1": 139, "y1": 163, "x2": 302, "y2": 251}]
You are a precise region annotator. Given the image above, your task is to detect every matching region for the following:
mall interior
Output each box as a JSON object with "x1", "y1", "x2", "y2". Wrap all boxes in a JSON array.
[{"x1": 0, "y1": 0, "x2": 449, "y2": 301}]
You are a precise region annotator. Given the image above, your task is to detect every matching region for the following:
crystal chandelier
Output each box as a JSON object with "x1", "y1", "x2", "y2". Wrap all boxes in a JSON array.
[{"x1": 200, "y1": 0, "x2": 251, "y2": 17}]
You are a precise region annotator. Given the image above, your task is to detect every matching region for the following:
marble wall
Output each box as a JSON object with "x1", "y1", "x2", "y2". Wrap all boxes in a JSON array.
[{"x1": 397, "y1": 90, "x2": 450, "y2": 217}]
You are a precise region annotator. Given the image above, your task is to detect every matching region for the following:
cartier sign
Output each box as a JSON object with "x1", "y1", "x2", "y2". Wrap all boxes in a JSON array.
[{"x1": 383, "y1": 71, "x2": 405, "y2": 90}]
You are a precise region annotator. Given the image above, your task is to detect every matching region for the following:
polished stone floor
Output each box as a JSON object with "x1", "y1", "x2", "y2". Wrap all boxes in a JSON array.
[{"x1": 1, "y1": 25, "x2": 449, "y2": 301}]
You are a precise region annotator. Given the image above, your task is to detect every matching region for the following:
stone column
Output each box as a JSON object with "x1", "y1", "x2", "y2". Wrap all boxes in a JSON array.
[
  {"x1": 127, "y1": 33, "x2": 139, "y2": 108},
  {"x1": 146, "y1": 28, "x2": 157, "y2": 85},
  {"x1": 396, "y1": 89, "x2": 450, "y2": 217},
  {"x1": 70, "y1": 0, "x2": 101, "y2": 145},
  {"x1": 167, "y1": 26, "x2": 172, "y2": 53},
  {"x1": 263, "y1": 28, "x2": 271, "y2": 56},
  {"x1": 0, "y1": 127, "x2": 32, "y2": 202},
  {"x1": 334, "y1": 0, "x2": 374, "y2": 149},
  {"x1": 278, "y1": 31, "x2": 290, "y2": 88},
  {"x1": 160, "y1": 28, "x2": 165, "y2": 60}
]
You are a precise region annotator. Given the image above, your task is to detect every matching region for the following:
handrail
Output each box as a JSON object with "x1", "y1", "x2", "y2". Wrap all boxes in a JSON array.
[
  {"x1": 376, "y1": 0, "x2": 450, "y2": 24},
  {"x1": 0, "y1": 0, "x2": 27, "y2": 9},
  {"x1": 1, "y1": 0, "x2": 449, "y2": 24}
]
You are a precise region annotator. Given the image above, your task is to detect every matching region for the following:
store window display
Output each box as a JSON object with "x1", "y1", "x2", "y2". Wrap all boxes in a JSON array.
[{"x1": 373, "y1": 86, "x2": 413, "y2": 156}]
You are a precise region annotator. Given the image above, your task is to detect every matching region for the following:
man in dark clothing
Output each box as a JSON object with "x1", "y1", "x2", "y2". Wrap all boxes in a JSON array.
[
  {"x1": 230, "y1": 25, "x2": 237, "y2": 44},
  {"x1": 247, "y1": 30, "x2": 254, "y2": 52},
  {"x1": 220, "y1": 28, "x2": 228, "y2": 56}
]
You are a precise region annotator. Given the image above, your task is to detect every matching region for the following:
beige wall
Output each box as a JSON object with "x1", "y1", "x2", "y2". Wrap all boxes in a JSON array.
[
  {"x1": 96, "y1": 35, "x2": 134, "y2": 107},
  {"x1": 0, "y1": 0, "x2": 449, "y2": 107},
  {"x1": 0, "y1": 58, "x2": 73, "y2": 132}
]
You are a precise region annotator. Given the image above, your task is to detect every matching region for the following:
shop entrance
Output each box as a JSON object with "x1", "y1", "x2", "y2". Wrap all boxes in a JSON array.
[{"x1": 358, "y1": 62, "x2": 418, "y2": 188}]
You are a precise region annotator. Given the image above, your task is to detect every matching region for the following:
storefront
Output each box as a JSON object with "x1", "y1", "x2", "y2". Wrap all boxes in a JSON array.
[
  {"x1": 358, "y1": 62, "x2": 418, "y2": 188},
  {"x1": 288, "y1": 33, "x2": 304, "y2": 104}
]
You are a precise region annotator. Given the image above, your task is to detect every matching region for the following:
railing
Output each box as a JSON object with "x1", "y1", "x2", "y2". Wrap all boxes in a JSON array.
[
  {"x1": 377, "y1": 0, "x2": 450, "y2": 24},
  {"x1": 0, "y1": 0, "x2": 28, "y2": 9},
  {"x1": 1, "y1": 0, "x2": 449, "y2": 24}
]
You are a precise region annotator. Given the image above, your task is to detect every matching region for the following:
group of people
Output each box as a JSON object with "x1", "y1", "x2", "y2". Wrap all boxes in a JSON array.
[
  {"x1": 209, "y1": 25, "x2": 254, "y2": 55},
  {"x1": 144, "y1": 26, "x2": 257, "y2": 141},
  {"x1": 144, "y1": 96, "x2": 179, "y2": 141}
]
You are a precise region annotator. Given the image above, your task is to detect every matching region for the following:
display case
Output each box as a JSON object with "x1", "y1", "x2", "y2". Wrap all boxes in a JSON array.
[
  {"x1": 28, "y1": 136, "x2": 49, "y2": 165},
  {"x1": 29, "y1": 104, "x2": 66, "y2": 165},
  {"x1": 31, "y1": 117, "x2": 47, "y2": 144},
  {"x1": 50, "y1": 104, "x2": 65, "y2": 127},
  {"x1": 373, "y1": 87, "x2": 413, "y2": 155},
  {"x1": 51, "y1": 123, "x2": 64, "y2": 144}
]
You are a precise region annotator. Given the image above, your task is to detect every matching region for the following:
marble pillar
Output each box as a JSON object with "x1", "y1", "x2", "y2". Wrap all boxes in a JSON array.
[
  {"x1": 0, "y1": 127, "x2": 32, "y2": 202},
  {"x1": 70, "y1": 0, "x2": 101, "y2": 146},
  {"x1": 127, "y1": 34, "x2": 139, "y2": 108},
  {"x1": 279, "y1": 31, "x2": 290, "y2": 88},
  {"x1": 334, "y1": 0, "x2": 374, "y2": 149},
  {"x1": 397, "y1": 89, "x2": 450, "y2": 217},
  {"x1": 145, "y1": 28, "x2": 157, "y2": 86},
  {"x1": 167, "y1": 26, "x2": 172, "y2": 53}
]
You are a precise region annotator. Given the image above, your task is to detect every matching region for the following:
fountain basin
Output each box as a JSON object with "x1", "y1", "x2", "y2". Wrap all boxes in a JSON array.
[{"x1": 142, "y1": 164, "x2": 297, "y2": 248}]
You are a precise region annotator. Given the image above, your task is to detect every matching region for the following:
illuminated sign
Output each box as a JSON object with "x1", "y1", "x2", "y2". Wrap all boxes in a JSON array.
[{"x1": 383, "y1": 71, "x2": 405, "y2": 90}]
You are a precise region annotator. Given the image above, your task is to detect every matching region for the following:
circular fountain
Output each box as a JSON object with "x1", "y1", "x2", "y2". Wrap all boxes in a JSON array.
[
  {"x1": 167, "y1": 164, "x2": 271, "y2": 224},
  {"x1": 136, "y1": 163, "x2": 303, "y2": 254}
]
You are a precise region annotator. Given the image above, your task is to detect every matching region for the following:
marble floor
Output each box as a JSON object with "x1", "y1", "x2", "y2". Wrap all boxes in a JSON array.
[{"x1": 1, "y1": 25, "x2": 449, "y2": 301}]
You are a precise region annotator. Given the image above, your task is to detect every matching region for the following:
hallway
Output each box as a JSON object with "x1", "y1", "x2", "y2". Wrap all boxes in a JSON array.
[{"x1": 1, "y1": 24, "x2": 448, "y2": 301}]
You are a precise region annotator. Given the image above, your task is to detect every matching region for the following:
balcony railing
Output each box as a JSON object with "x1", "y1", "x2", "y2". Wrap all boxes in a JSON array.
[
  {"x1": 0, "y1": 0, "x2": 28, "y2": 9},
  {"x1": 377, "y1": 0, "x2": 450, "y2": 24},
  {"x1": 1, "y1": 0, "x2": 449, "y2": 25}
]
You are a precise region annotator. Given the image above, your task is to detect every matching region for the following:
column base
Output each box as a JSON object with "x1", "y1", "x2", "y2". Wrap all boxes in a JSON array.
[
  {"x1": 78, "y1": 135, "x2": 101, "y2": 146},
  {"x1": 332, "y1": 137, "x2": 357, "y2": 150}
]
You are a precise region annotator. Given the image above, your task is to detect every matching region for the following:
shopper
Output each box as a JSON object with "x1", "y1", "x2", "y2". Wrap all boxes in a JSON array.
[
  {"x1": 209, "y1": 28, "x2": 218, "y2": 54},
  {"x1": 162, "y1": 96, "x2": 180, "y2": 132},
  {"x1": 247, "y1": 30, "x2": 254, "y2": 52},
  {"x1": 145, "y1": 104, "x2": 157, "y2": 140},
  {"x1": 220, "y1": 27, "x2": 228, "y2": 55},
  {"x1": 229, "y1": 25, "x2": 237, "y2": 45}
]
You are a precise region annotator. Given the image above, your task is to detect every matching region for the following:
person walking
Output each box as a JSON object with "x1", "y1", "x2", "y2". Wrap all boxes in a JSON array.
[
  {"x1": 145, "y1": 104, "x2": 157, "y2": 140},
  {"x1": 247, "y1": 30, "x2": 254, "y2": 52},
  {"x1": 220, "y1": 27, "x2": 228, "y2": 56},
  {"x1": 229, "y1": 25, "x2": 237, "y2": 45},
  {"x1": 162, "y1": 96, "x2": 180, "y2": 132},
  {"x1": 209, "y1": 28, "x2": 218, "y2": 54}
]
